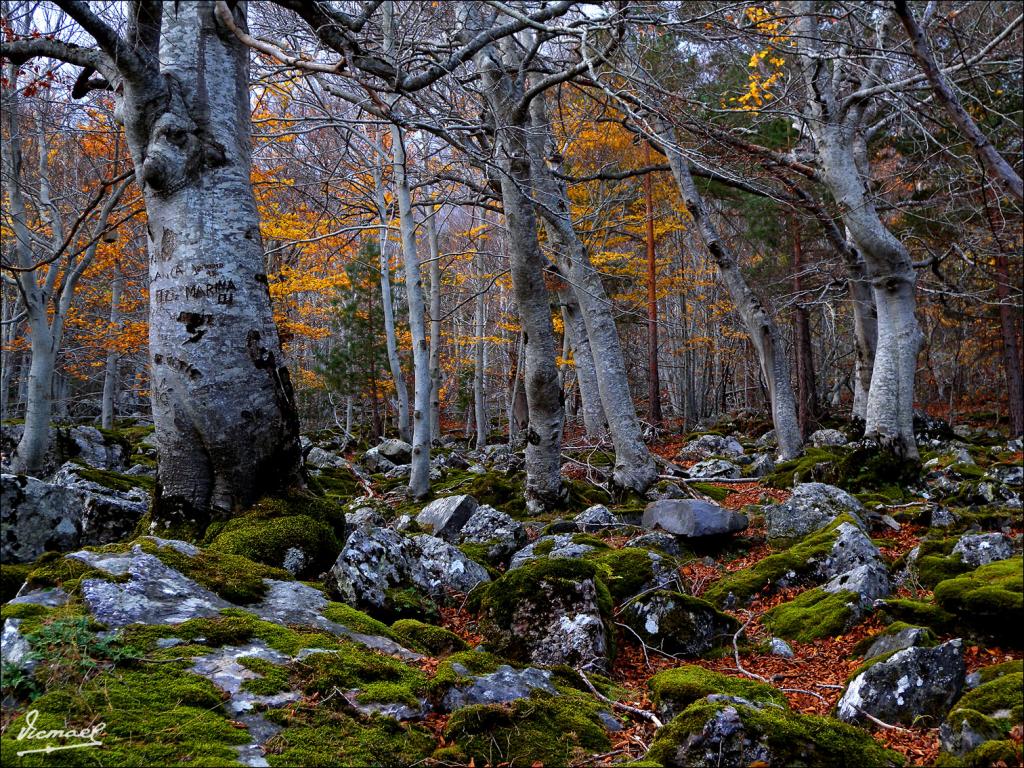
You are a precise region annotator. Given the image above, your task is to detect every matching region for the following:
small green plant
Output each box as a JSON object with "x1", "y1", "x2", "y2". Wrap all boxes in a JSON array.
[{"x1": 5, "y1": 617, "x2": 142, "y2": 700}]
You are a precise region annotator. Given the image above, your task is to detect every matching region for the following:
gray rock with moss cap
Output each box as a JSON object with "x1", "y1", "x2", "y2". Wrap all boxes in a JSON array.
[
  {"x1": 457, "y1": 504, "x2": 526, "y2": 562},
  {"x1": 952, "y1": 533, "x2": 1015, "y2": 568},
  {"x1": 440, "y1": 664, "x2": 556, "y2": 712},
  {"x1": 642, "y1": 499, "x2": 748, "y2": 538},
  {"x1": 508, "y1": 533, "x2": 597, "y2": 569},
  {"x1": 837, "y1": 639, "x2": 966, "y2": 726},
  {"x1": 620, "y1": 590, "x2": 738, "y2": 656},
  {"x1": 416, "y1": 494, "x2": 479, "y2": 541},
  {"x1": 765, "y1": 483, "x2": 865, "y2": 542}
]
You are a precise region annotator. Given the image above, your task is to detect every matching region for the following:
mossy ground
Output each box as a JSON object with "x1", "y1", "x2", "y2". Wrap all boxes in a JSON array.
[
  {"x1": 648, "y1": 665, "x2": 787, "y2": 717},
  {"x1": 763, "y1": 588, "x2": 860, "y2": 643},
  {"x1": 438, "y1": 690, "x2": 611, "y2": 766},
  {"x1": 933, "y1": 557, "x2": 1023, "y2": 646},
  {"x1": 390, "y1": 619, "x2": 467, "y2": 655}
]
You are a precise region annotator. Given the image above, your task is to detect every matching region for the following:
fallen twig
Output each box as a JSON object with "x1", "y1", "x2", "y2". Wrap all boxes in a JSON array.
[
  {"x1": 732, "y1": 613, "x2": 771, "y2": 683},
  {"x1": 577, "y1": 663, "x2": 663, "y2": 729}
]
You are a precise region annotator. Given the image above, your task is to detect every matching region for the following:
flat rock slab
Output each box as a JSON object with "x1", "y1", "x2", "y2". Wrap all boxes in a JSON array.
[
  {"x1": 642, "y1": 499, "x2": 748, "y2": 538},
  {"x1": 416, "y1": 494, "x2": 479, "y2": 541},
  {"x1": 440, "y1": 664, "x2": 556, "y2": 712}
]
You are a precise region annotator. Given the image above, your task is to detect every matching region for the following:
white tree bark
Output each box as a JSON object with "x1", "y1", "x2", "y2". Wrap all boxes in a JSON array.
[
  {"x1": 424, "y1": 204, "x2": 443, "y2": 441},
  {"x1": 472, "y1": 31, "x2": 565, "y2": 510},
  {"x1": 100, "y1": 261, "x2": 123, "y2": 430},
  {"x1": 115, "y1": 1, "x2": 303, "y2": 524},
  {"x1": 528, "y1": 97, "x2": 657, "y2": 491},
  {"x1": 473, "y1": 243, "x2": 489, "y2": 449},
  {"x1": 656, "y1": 122, "x2": 804, "y2": 460},
  {"x1": 371, "y1": 157, "x2": 412, "y2": 443},
  {"x1": 387, "y1": 121, "x2": 432, "y2": 497},
  {"x1": 793, "y1": 3, "x2": 924, "y2": 458}
]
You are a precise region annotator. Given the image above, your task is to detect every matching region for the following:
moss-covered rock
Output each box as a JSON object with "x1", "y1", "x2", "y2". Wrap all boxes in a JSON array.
[
  {"x1": 764, "y1": 443, "x2": 920, "y2": 497},
  {"x1": 206, "y1": 514, "x2": 339, "y2": 577},
  {"x1": 703, "y1": 515, "x2": 857, "y2": 606},
  {"x1": 239, "y1": 655, "x2": 291, "y2": 696},
  {"x1": 390, "y1": 619, "x2": 467, "y2": 656},
  {"x1": 584, "y1": 546, "x2": 668, "y2": 604},
  {"x1": 648, "y1": 665, "x2": 787, "y2": 721},
  {"x1": 933, "y1": 557, "x2": 1023, "y2": 646},
  {"x1": 621, "y1": 590, "x2": 738, "y2": 657},
  {"x1": 763, "y1": 588, "x2": 860, "y2": 643},
  {"x1": 940, "y1": 666, "x2": 1024, "y2": 764},
  {"x1": 439, "y1": 690, "x2": 611, "y2": 766},
  {"x1": 264, "y1": 706, "x2": 435, "y2": 767},
  {"x1": 477, "y1": 558, "x2": 614, "y2": 670},
  {"x1": 294, "y1": 646, "x2": 427, "y2": 708},
  {"x1": 647, "y1": 698, "x2": 903, "y2": 767},
  {"x1": 322, "y1": 602, "x2": 396, "y2": 639},
  {"x1": 1, "y1": 664, "x2": 249, "y2": 766}
]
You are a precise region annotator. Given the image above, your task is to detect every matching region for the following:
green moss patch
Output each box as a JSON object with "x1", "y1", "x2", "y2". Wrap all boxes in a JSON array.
[
  {"x1": 703, "y1": 515, "x2": 856, "y2": 606},
  {"x1": 933, "y1": 557, "x2": 1023, "y2": 646},
  {"x1": 239, "y1": 656, "x2": 291, "y2": 696},
  {"x1": 765, "y1": 443, "x2": 920, "y2": 496},
  {"x1": 690, "y1": 482, "x2": 731, "y2": 502},
  {"x1": 1, "y1": 563, "x2": 32, "y2": 603},
  {"x1": 206, "y1": 515, "x2": 338, "y2": 577},
  {"x1": 647, "y1": 699, "x2": 903, "y2": 767},
  {"x1": 584, "y1": 547, "x2": 664, "y2": 604},
  {"x1": 293, "y1": 646, "x2": 426, "y2": 707},
  {"x1": 0, "y1": 665, "x2": 248, "y2": 767},
  {"x1": 264, "y1": 706, "x2": 435, "y2": 767},
  {"x1": 71, "y1": 465, "x2": 154, "y2": 494},
  {"x1": 649, "y1": 666, "x2": 787, "y2": 719},
  {"x1": 323, "y1": 602, "x2": 396, "y2": 639},
  {"x1": 391, "y1": 619, "x2": 467, "y2": 656},
  {"x1": 440, "y1": 691, "x2": 610, "y2": 766},
  {"x1": 763, "y1": 588, "x2": 860, "y2": 643}
]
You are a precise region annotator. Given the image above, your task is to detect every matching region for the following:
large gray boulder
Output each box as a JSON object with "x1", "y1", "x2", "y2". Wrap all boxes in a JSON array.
[
  {"x1": 413, "y1": 534, "x2": 491, "y2": 595},
  {"x1": 360, "y1": 446, "x2": 396, "y2": 473},
  {"x1": 678, "y1": 434, "x2": 745, "y2": 459},
  {"x1": 951, "y1": 533, "x2": 1015, "y2": 568},
  {"x1": 822, "y1": 522, "x2": 886, "y2": 578},
  {"x1": 573, "y1": 504, "x2": 624, "y2": 533},
  {"x1": 1, "y1": 471, "x2": 148, "y2": 563},
  {"x1": 376, "y1": 438, "x2": 412, "y2": 464},
  {"x1": 642, "y1": 499, "x2": 748, "y2": 538},
  {"x1": 74, "y1": 546, "x2": 233, "y2": 627},
  {"x1": 863, "y1": 626, "x2": 933, "y2": 661},
  {"x1": 836, "y1": 639, "x2": 965, "y2": 726},
  {"x1": 327, "y1": 528, "x2": 489, "y2": 611},
  {"x1": 620, "y1": 590, "x2": 738, "y2": 656},
  {"x1": 457, "y1": 504, "x2": 527, "y2": 563},
  {"x1": 416, "y1": 494, "x2": 479, "y2": 541},
  {"x1": 809, "y1": 428, "x2": 848, "y2": 447},
  {"x1": 764, "y1": 483, "x2": 865, "y2": 542},
  {"x1": 305, "y1": 446, "x2": 347, "y2": 470},
  {"x1": 686, "y1": 459, "x2": 741, "y2": 480}
]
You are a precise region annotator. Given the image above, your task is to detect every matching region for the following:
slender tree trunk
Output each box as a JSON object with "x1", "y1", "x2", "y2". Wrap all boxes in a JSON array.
[
  {"x1": 371, "y1": 162, "x2": 411, "y2": 443},
  {"x1": 475, "y1": 38, "x2": 564, "y2": 510},
  {"x1": 12, "y1": 325, "x2": 56, "y2": 474},
  {"x1": 425, "y1": 205, "x2": 443, "y2": 441},
  {"x1": 657, "y1": 122, "x2": 803, "y2": 459},
  {"x1": 995, "y1": 251, "x2": 1024, "y2": 435},
  {"x1": 473, "y1": 245, "x2": 488, "y2": 449},
  {"x1": 895, "y1": 0, "x2": 1023, "y2": 202},
  {"x1": 528, "y1": 98, "x2": 657, "y2": 492},
  {"x1": 791, "y1": 218, "x2": 817, "y2": 435},
  {"x1": 100, "y1": 262, "x2": 123, "y2": 430},
  {"x1": 645, "y1": 150, "x2": 663, "y2": 426},
  {"x1": 387, "y1": 119, "x2": 431, "y2": 497},
  {"x1": 560, "y1": 298, "x2": 606, "y2": 438},
  {"x1": 120, "y1": 1, "x2": 301, "y2": 526}
]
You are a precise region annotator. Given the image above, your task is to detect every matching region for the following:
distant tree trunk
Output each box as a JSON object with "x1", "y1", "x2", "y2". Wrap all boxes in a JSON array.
[
  {"x1": 528, "y1": 97, "x2": 657, "y2": 492},
  {"x1": 120, "y1": 1, "x2": 302, "y2": 524},
  {"x1": 895, "y1": 0, "x2": 1023, "y2": 202},
  {"x1": 387, "y1": 119, "x2": 431, "y2": 498},
  {"x1": 425, "y1": 205, "x2": 443, "y2": 441},
  {"x1": 645, "y1": 150, "x2": 663, "y2": 426},
  {"x1": 657, "y1": 122, "x2": 803, "y2": 459},
  {"x1": 101, "y1": 262, "x2": 123, "y2": 430},
  {"x1": 560, "y1": 300, "x2": 606, "y2": 438},
  {"x1": 475, "y1": 37, "x2": 564, "y2": 510},
  {"x1": 791, "y1": 218, "x2": 817, "y2": 436},
  {"x1": 473, "y1": 245, "x2": 488, "y2": 449},
  {"x1": 995, "y1": 245, "x2": 1024, "y2": 436},
  {"x1": 371, "y1": 160, "x2": 411, "y2": 443}
]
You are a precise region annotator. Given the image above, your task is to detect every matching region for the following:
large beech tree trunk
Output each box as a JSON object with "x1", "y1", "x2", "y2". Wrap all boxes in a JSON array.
[
  {"x1": 121, "y1": 2, "x2": 301, "y2": 527},
  {"x1": 100, "y1": 262, "x2": 123, "y2": 431},
  {"x1": 474, "y1": 35, "x2": 565, "y2": 511}
]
